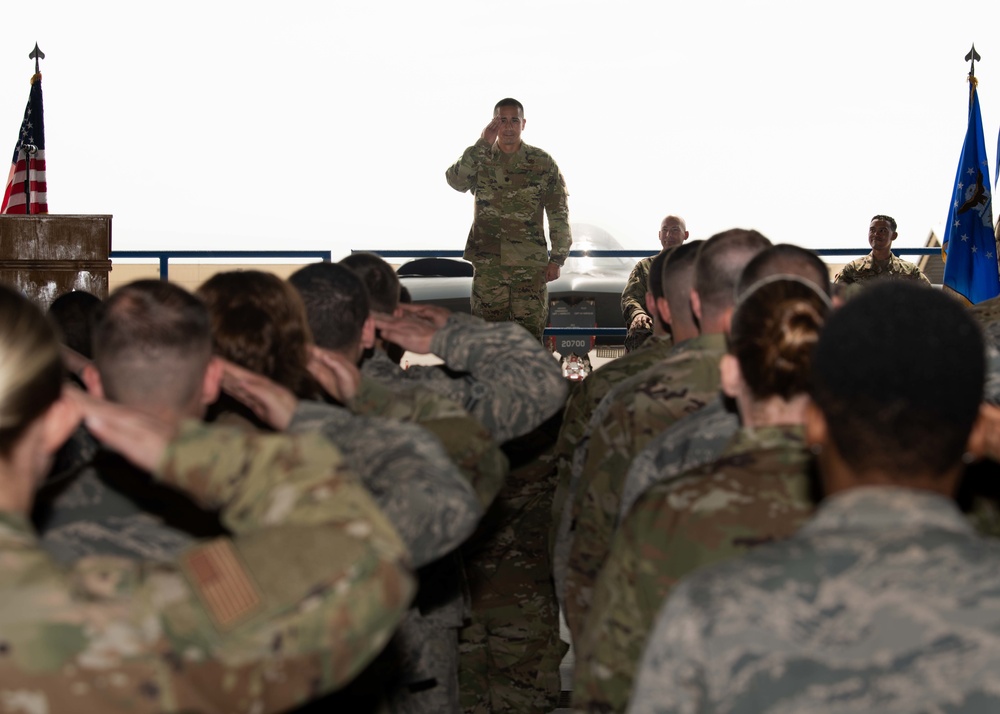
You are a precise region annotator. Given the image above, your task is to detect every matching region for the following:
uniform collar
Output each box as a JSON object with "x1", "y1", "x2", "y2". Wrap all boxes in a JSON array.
[{"x1": 800, "y1": 486, "x2": 973, "y2": 538}]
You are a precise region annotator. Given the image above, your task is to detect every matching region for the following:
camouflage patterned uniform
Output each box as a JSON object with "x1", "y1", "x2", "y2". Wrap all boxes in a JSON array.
[
  {"x1": 834, "y1": 251, "x2": 932, "y2": 285},
  {"x1": 0, "y1": 422, "x2": 414, "y2": 714},
  {"x1": 573, "y1": 425, "x2": 814, "y2": 713},
  {"x1": 458, "y1": 414, "x2": 566, "y2": 714},
  {"x1": 287, "y1": 400, "x2": 482, "y2": 568},
  {"x1": 617, "y1": 394, "x2": 740, "y2": 522},
  {"x1": 550, "y1": 334, "x2": 674, "y2": 607},
  {"x1": 361, "y1": 312, "x2": 568, "y2": 445},
  {"x1": 446, "y1": 138, "x2": 572, "y2": 341},
  {"x1": 563, "y1": 332, "x2": 728, "y2": 641},
  {"x1": 621, "y1": 255, "x2": 655, "y2": 351},
  {"x1": 345, "y1": 377, "x2": 510, "y2": 713},
  {"x1": 628, "y1": 487, "x2": 1000, "y2": 714}
]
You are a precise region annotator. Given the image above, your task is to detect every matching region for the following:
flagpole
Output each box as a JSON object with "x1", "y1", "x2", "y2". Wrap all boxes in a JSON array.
[{"x1": 21, "y1": 43, "x2": 45, "y2": 216}]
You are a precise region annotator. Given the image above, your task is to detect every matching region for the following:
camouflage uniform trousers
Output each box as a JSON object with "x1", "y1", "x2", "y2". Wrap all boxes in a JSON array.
[
  {"x1": 471, "y1": 264, "x2": 548, "y2": 342},
  {"x1": 458, "y1": 417, "x2": 567, "y2": 713}
]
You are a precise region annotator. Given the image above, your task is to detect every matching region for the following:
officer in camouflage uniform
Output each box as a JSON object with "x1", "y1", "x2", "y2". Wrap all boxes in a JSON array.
[
  {"x1": 445, "y1": 97, "x2": 572, "y2": 342},
  {"x1": 620, "y1": 216, "x2": 688, "y2": 352},
  {"x1": 834, "y1": 214, "x2": 932, "y2": 285},
  {"x1": 562, "y1": 229, "x2": 771, "y2": 642},
  {"x1": 629, "y1": 282, "x2": 997, "y2": 714},
  {"x1": 574, "y1": 277, "x2": 831, "y2": 712},
  {"x1": 0, "y1": 283, "x2": 414, "y2": 713},
  {"x1": 550, "y1": 245, "x2": 685, "y2": 607}
]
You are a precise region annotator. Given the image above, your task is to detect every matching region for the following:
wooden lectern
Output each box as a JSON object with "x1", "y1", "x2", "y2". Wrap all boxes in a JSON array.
[{"x1": 0, "y1": 215, "x2": 112, "y2": 310}]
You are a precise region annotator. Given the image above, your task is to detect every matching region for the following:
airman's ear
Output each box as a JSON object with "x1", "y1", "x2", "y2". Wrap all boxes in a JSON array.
[
  {"x1": 690, "y1": 290, "x2": 702, "y2": 323},
  {"x1": 81, "y1": 364, "x2": 104, "y2": 398},
  {"x1": 361, "y1": 315, "x2": 376, "y2": 349},
  {"x1": 653, "y1": 296, "x2": 671, "y2": 326},
  {"x1": 719, "y1": 354, "x2": 742, "y2": 399},
  {"x1": 201, "y1": 357, "x2": 223, "y2": 406}
]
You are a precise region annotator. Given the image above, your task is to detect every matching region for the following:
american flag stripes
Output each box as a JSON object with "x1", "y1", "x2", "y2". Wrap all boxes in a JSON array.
[{"x1": 1, "y1": 72, "x2": 47, "y2": 214}]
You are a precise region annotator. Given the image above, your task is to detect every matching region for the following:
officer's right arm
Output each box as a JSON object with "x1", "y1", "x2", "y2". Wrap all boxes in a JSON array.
[{"x1": 445, "y1": 139, "x2": 492, "y2": 193}]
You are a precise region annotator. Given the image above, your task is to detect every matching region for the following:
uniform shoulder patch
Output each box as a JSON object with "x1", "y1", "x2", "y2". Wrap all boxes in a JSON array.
[{"x1": 181, "y1": 538, "x2": 263, "y2": 630}]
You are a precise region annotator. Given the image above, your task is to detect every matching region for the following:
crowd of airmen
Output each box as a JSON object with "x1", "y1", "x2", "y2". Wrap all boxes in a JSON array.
[{"x1": 3, "y1": 209, "x2": 1000, "y2": 714}]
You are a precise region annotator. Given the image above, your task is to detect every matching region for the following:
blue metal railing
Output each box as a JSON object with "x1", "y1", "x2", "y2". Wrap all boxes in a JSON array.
[
  {"x1": 111, "y1": 247, "x2": 943, "y2": 338},
  {"x1": 110, "y1": 250, "x2": 333, "y2": 280}
]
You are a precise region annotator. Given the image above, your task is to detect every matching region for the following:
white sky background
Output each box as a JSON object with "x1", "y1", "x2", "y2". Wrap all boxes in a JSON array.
[{"x1": 3, "y1": 1, "x2": 1000, "y2": 262}]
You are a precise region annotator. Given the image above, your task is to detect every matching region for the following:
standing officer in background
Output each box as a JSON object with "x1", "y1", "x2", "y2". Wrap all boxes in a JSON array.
[
  {"x1": 621, "y1": 215, "x2": 689, "y2": 351},
  {"x1": 446, "y1": 98, "x2": 572, "y2": 342}
]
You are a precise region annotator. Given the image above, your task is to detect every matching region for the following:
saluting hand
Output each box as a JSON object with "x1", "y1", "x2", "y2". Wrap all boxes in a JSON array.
[
  {"x1": 481, "y1": 116, "x2": 500, "y2": 145},
  {"x1": 307, "y1": 346, "x2": 362, "y2": 404},
  {"x1": 219, "y1": 359, "x2": 297, "y2": 430}
]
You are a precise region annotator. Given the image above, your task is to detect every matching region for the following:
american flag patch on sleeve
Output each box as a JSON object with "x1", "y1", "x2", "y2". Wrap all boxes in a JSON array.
[{"x1": 182, "y1": 538, "x2": 263, "y2": 630}]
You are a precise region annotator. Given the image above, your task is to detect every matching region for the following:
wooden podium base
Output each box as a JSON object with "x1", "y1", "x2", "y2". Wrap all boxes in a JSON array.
[{"x1": 0, "y1": 214, "x2": 112, "y2": 309}]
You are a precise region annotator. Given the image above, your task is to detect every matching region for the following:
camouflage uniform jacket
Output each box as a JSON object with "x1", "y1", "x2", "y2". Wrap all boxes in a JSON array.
[
  {"x1": 550, "y1": 335, "x2": 674, "y2": 607},
  {"x1": 621, "y1": 255, "x2": 654, "y2": 327},
  {"x1": 618, "y1": 394, "x2": 740, "y2": 522},
  {"x1": 289, "y1": 400, "x2": 482, "y2": 568},
  {"x1": 360, "y1": 312, "x2": 568, "y2": 444},
  {"x1": 628, "y1": 486, "x2": 1000, "y2": 714},
  {"x1": 834, "y1": 251, "x2": 932, "y2": 285},
  {"x1": 573, "y1": 425, "x2": 813, "y2": 713},
  {"x1": 563, "y1": 332, "x2": 727, "y2": 640},
  {"x1": 0, "y1": 422, "x2": 414, "y2": 714},
  {"x1": 446, "y1": 138, "x2": 571, "y2": 268}
]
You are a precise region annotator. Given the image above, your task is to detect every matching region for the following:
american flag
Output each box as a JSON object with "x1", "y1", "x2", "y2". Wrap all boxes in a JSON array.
[{"x1": 1, "y1": 72, "x2": 47, "y2": 214}]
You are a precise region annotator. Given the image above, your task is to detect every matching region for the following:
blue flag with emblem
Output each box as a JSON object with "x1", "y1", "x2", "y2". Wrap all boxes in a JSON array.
[{"x1": 942, "y1": 78, "x2": 998, "y2": 304}]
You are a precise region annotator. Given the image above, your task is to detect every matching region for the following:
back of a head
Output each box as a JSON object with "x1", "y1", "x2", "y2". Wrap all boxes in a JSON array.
[
  {"x1": 810, "y1": 281, "x2": 984, "y2": 478},
  {"x1": 288, "y1": 262, "x2": 371, "y2": 352},
  {"x1": 694, "y1": 229, "x2": 772, "y2": 318},
  {"x1": 660, "y1": 240, "x2": 703, "y2": 314},
  {"x1": 339, "y1": 252, "x2": 401, "y2": 314},
  {"x1": 737, "y1": 244, "x2": 831, "y2": 298},
  {"x1": 0, "y1": 285, "x2": 64, "y2": 458},
  {"x1": 647, "y1": 248, "x2": 672, "y2": 302},
  {"x1": 47, "y1": 290, "x2": 102, "y2": 359},
  {"x1": 728, "y1": 277, "x2": 831, "y2": 402},
  {"x1": 93, "y1": 280, "x2": 212, "y2": 411},
  {"x1": 196, "y1": 270, "x2": 316, "y2": 397}
]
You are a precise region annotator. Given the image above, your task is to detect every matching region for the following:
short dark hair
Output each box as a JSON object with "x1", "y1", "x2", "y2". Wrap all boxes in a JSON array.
[
  {"x1": 737, "y1": 244, "x2": 831, "y2": 298},
  {"x1": 47, "y1": 289, "x2": 102, "y2": 358},
  {"x1": 339, "y1": 252, "x2": 401, "y2": 314},
  {"x1": 694, "y1": 229, "x2": 772, "y2": 316},
  {"x1": 494, "y1": 98, "x2": 524, "y2": 114},
  {"x1": 94, "y1": 280, "x2": 213, "y2": 408},
  {"x1": 871, "y1": 214, "x2": 897, "y2": 232},
  {"x1": 288, "y1": 262, "x2": 371, "y2": 352},
  {"x1": 661, "y1": 240, "x2": 702, "y2": 313},
  {"x1": 647, "y1": 248, "x2": 672, "y2": 301},
  {"x1": 810, "y1": 282, "x2": 984, "y2": 477}
]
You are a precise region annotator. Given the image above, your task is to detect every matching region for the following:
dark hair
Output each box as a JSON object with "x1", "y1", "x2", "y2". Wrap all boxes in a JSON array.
[
  {"x1": 661, "y1": 240, "x2": 702, "y2": 312},
  {"x1": 47, "y1": 290, "x2": 102, "y2": 358},
  {"x1": 0, "y1": 285, "x2": 63, "y2": 457},
  {"x1": 93, "y1": 280, "x2": 213, "y2": 408},
  {"x1": 288, "y1": 262, "x2": 371, "y2": 352},
  {"x1": 494, "y1": 98, "x2": 524, "y2": 114},
  {"x1": 694, "y1": 229, "x2": 772, "y2": 316},
  {"x1": 340, "y1": 252, "x2": 401, "y2": 314},
  {"x1": 738, "y1": 244, "x2": 832, "y2": 298},
  {"x1": 647, "y1": 248, "x2": 672, "y2": 301},
  {"x1": 871, "y1": 214, "x2": 897, "y2": 232},
  {"x1": 196, "y1": 271, "x2": 319, "y2": 399},
  {"x1": 728, "y1": 277, "x2": 830, "y2": 401},
  {"x1": 810, "y1": 282, "x2": 983, "y2": 477}
]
